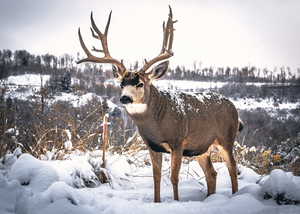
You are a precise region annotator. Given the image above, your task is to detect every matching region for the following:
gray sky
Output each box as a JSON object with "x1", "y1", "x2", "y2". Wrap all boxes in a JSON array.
[{"x1": 1, "y1": 0, "x2": 300, "y2": 70}]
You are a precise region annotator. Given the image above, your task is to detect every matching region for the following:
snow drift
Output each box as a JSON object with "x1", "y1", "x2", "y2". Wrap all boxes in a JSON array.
[{"x1": 0, "y1": 150, "x2": 300, "y2": 214}]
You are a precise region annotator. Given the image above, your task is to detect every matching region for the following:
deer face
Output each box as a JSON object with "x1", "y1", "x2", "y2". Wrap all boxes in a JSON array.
[
  {"x1": 117, "y1": 61, "x2": 169, "y2": 112},
  {"x1": 119, "y1": 72, "x2": 146, "y2": 105}
]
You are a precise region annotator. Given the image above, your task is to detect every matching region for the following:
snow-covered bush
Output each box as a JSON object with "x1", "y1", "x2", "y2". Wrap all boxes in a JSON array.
[
  {"x1": 6, "y1": 152, "x2": 111, "y2": 190},
  {"x1": 259, "y1": 169, "x2": 300, "y2": 205}
]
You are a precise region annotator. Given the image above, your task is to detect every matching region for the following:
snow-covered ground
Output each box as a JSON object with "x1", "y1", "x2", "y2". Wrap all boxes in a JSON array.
[{"x1": 0, "y1": 150, "x2": 299, "y2": 214}]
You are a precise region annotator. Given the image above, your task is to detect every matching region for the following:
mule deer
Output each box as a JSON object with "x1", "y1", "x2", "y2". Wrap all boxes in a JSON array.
[{"x1": 77, "y1": 6, "x2": 243, "y2": 202}]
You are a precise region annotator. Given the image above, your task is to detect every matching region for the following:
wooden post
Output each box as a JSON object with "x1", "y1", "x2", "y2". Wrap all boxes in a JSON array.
[
  {"x1": 101, "y1": 114, "x2": 109, "y2": 168},
  {"x1": 97, "y1": 114, "x2": 110, "y2": 184}
]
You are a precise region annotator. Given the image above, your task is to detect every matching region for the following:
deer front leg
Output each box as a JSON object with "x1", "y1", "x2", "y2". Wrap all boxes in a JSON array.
[
  {"x1": 148, "y1": 148, "x2": 162, "y2": 202},
  {"x1": 171, "y1": 148, "x2": 183, "y2": 201}
]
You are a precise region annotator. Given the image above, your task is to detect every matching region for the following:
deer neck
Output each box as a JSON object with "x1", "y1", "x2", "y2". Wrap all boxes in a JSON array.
[
  {"x1": 148, "y1": 85, "x2": 168, "y2": 121},
  {"x1": 126, "y1": 85, "x2": 166, "y2": 122}
]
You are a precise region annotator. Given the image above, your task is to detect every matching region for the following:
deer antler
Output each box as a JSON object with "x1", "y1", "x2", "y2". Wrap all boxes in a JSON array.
[
  {"x1": 139, "y1": 6, "x2": 176, "y2": 74},
  {"x1": 77, "y1": 11, "x2": 126, "y2": 76}
]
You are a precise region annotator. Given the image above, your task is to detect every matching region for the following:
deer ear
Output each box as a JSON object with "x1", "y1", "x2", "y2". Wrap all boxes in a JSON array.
[
  {"x1": 112, "y1": 65, "x2": 120, "y2": 79},
  {"x1": 149, "y1": 61, "x2": 169, "y2": 80}
]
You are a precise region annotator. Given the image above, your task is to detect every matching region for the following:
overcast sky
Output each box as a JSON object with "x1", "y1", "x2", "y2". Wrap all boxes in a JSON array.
[{"x1": 1, "y1": 0, "x2": 300, "y2": 70}]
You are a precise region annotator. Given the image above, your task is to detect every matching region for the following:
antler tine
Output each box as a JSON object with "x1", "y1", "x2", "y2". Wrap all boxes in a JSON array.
[
  {"x1": 90, "y1": 27, "x2": 98, "y2": 39},
  {"x1": 104, "y1": 11, "x2": 112, "y2": 36},
  {"x1": 90, "y1": 11, "x2": 111, "y2": 57},
  {"x1": 166, "y1": 6, "x2": 175, "y2": 52},
  {"x1": 161, "y1": 5, "x2": 174, "y2": 54},
  {"x1": 77, "y1": 28, "x2": 92, "y2": 60},
  {"x1": 139, "y1": 6, "x2": 176, "y2": 74},
  {"x1": 77, "y1": 11, "x2": 126, "y2": 76},
  {"x1": 161, "y1": 21, "x2": 167, "y2": 54}
]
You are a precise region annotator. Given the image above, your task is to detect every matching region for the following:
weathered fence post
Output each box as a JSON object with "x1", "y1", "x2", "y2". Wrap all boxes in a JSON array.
[
  {"x1": 97, "y1": 113, "x2": 110, "y2": 184},
  {"x1": 101, "y1": 113, "x2": 109, "y2": 168}
]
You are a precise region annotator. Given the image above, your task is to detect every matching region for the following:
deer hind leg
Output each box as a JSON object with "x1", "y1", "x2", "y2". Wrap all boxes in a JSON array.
[
  {"x1": 148, "y1": 148, "x2": 162, "y2": 202},
  {"x1": 197, "y1": 153, "x2": 217, "y2": 196},
  {"x1": 170, "y1": 149, "x2": 183, "y2": 201},
  {"x1": 219, "y1": 143, "x2": 238, "y2": 194}
]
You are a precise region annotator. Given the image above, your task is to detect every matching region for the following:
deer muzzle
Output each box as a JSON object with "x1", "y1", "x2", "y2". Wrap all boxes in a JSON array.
[{"x1": 120, "y1": 95, "x2": 133, "y2": 104}]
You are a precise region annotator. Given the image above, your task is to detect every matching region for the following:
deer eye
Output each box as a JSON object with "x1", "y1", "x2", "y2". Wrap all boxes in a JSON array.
[{"x1": 136, "y1": 82, "x2": 144, "y2": 88}]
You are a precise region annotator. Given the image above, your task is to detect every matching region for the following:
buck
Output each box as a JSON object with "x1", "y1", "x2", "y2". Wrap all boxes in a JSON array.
[{"x1": 77, "y1": 7, "x2": 243, "y2": 202}]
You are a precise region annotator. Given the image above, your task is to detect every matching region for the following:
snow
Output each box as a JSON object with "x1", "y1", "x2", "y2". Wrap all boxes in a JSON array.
[
  {"x1": 154, "y1": 80, "x2": 284, "y2": 91},
  {"x1": 104, "y1": 79, "x2": 119, "y2": 87},
  {"x1": 53, "y1": 92, "x2": 102, "y2": 107},
  {"x1": 260, "y1": 169, "x2": 300, "y2": 202},
  {"x1": 4, "y1": 74, "x2": 50, "y2": 100},
  {"x1": 9, "y1": 154, "x2": 59, "y2": 192},
  {"x1": 63, "y1": 129, "x2": 73, "y2": 151},
  {"x1": 231, "y1": 97, "x2": 299, "y2": 111},
  {"x1": 5, "y1": 128, "x2": 16, "y2": 135},
  {"x1": 0, "y1": 179, "x2": 20, "y2": 214},
  {"x1": 64, "y1": 140, "x2": 73, "y2": 151},
  {"x1": 6, "y1": 74, "x2": 50, "y2": 87},
  {"x1": 0, "y1": 148, "x2": 22, "y2": 172},
  {"x1": 155, "y1": 80, "x2": 228, "y2": 91},
  {"x1": 1, "y1": 151, "x2": 300, "y2": 214}
]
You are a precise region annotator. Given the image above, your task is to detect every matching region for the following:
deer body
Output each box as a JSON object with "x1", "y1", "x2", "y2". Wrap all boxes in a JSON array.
[
  {"x1": 128, "y1": 85, "x2": 239, "y2": 158},
  {"x1": 77, "y1": 6, "x2": 241, "y2": 203},
  {"x1": 123, "y1": 84, "x2": 239, "y2": 202}
]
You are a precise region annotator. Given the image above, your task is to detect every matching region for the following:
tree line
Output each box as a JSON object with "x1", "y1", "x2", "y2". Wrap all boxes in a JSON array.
[
  {"x1": 1, "y1": 49, "x2": 300, "y2": 84},
  {"x1": 0, "y1": 49, "x2": 75, "y2": 79}
]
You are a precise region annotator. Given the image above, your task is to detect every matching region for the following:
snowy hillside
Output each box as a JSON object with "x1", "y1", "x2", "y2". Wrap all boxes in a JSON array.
[
  {"x1": 4, "y1": 74, "x2": 50, "y2": 100},
  {"x1": 3, "y1": 74, "x2": 117, "y2": 109},
  {"x1": 0, "y1": 150, "x2": 300, "y2": 214},
  {"x1": 3, "y1": 74, "x2": 298, "y2": 112}
]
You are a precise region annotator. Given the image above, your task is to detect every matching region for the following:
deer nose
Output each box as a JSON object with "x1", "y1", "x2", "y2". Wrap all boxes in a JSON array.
[{"x1": 120, "y1": 95, "x2": 133, "y2": 104}]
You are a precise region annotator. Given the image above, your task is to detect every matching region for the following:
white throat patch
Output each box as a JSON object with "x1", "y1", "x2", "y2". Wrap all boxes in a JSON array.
[{"x1": 124, "y1": 103, "x2": 148, "y2": 115}]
